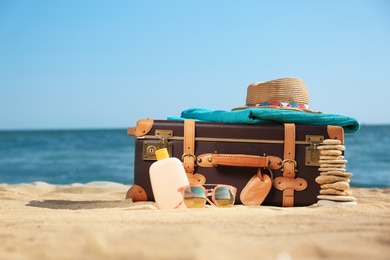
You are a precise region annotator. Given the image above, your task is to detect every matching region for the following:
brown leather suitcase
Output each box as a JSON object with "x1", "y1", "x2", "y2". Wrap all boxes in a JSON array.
[{"x1": 127, "y1": 118, "x2": 344, "y2": 207}]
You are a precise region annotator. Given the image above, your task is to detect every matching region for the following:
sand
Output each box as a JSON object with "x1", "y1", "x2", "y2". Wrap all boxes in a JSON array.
[{"x1": 0, "y1": 182, "x2": 389, "y2": 260}]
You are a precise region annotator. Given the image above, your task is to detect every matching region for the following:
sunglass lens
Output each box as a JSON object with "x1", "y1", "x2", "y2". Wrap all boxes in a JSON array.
[
  {"x1": 214, "y1": 187, "x2": 235, "y2": 208},
  {"x1": 183, "y1": 186, "x2": 206, "y2": 208}
]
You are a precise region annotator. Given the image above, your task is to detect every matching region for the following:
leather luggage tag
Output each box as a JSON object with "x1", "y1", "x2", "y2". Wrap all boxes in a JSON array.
[{"x1": 240, "y1": 169, "x2": 272, "y2": 206}]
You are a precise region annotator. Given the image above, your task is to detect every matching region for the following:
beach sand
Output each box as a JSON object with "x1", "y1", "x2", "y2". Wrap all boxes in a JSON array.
[{"x1": 0, "y1": 182, "x2": 389, "y2": 260}]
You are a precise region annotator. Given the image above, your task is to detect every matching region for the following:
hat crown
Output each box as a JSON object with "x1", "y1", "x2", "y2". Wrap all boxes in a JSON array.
[{"x1": 246, "y1": 78, "x2": 309, "y2": 107}]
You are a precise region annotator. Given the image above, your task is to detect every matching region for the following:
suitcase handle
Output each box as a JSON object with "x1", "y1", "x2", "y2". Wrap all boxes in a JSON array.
[{"x1": 196, "y1": 153, "x2": 282, "y2": 170}]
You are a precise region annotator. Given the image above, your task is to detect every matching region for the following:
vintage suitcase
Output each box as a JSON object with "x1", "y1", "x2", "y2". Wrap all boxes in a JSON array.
[{"x1": 126, "y1": 118, "x2": 344, "y2": 207}]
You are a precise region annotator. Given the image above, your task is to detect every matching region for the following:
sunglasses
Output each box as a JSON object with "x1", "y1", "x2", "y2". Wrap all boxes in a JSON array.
[{"x1": 176, "y1": 184, "x2": 237, "y2": 208}]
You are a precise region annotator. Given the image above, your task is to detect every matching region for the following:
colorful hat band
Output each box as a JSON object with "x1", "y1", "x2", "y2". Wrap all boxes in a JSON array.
[{"x1": 246, "y1": 102, "x2": 309, "y2": 109}]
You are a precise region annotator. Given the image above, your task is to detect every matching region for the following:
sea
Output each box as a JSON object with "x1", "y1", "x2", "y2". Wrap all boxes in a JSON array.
[{"x1": 0, "y1": 125, "x2": 389, "y2": 188}]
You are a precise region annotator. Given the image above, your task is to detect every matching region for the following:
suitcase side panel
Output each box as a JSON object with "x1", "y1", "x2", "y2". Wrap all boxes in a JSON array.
[{"x1": 132, "y1": 121, "x2": 341, "y2": 206}]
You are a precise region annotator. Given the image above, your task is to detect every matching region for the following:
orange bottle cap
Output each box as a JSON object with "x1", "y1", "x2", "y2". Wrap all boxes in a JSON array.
[{"x1": 155, "y1": 148, "x2": 169, "y2": 160}]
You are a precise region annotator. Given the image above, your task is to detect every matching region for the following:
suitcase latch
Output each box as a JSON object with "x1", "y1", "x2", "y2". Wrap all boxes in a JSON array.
[
  {"x1": 305, "y1": 135, "x2": 324, "y2": 166},
  {"x1": 142, "y1": 130, "x2": 173, "y2": 160}
]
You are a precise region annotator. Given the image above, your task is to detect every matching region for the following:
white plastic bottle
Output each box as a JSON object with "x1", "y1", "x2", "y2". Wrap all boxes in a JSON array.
[{"x1": 149, "y1": 148, "x2": 189, "y2": 209}]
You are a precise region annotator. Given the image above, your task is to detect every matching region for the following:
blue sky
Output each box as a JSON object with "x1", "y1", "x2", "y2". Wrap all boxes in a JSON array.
[{"x1": 0, "y1": 0, "x2": 389, "y2": 130}]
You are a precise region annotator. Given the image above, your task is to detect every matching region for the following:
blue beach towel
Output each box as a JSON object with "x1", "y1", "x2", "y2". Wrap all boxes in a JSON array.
[{"x1": 168, "y1": 107, "x2": 360, "y2": 133}]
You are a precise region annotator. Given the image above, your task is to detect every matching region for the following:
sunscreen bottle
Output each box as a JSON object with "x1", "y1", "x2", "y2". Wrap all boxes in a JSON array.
[{"x1": 149, "y1": 148, "x2": 189, "y2": 209}]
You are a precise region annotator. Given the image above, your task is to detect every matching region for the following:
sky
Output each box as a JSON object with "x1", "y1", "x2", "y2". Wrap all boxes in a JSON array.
[{"x1": 0, "y1": 0, "x2": 389, "y2": 130}]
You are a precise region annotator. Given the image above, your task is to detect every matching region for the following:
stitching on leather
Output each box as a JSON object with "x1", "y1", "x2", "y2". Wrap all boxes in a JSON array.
[{"x1": 217, "y1": 155, "x2": 266, "y2": 166}]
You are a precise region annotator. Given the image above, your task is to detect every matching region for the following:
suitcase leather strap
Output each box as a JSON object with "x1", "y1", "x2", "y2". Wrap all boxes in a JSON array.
[
  {"x1": 183, "y1": 119, "x2": 196, "y2": 174},
  {"x1": 182, "y1": 120, "x2": 206, "y2": 184},
  {"x1": 196, "y1": 153, "x2": 282, "y2": 170},
  {"x1": 273, "y1": 123, "x2": 307, "y2": 207}
]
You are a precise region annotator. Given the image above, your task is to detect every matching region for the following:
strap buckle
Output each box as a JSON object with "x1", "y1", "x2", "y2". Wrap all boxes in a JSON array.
[
  {"x1": 281, "y1": 159, "x2": 297, "y2": 167},
  {"x1": 181, "y1": 153, "x2": 196, "y2": 162},
  {"x1": 281, "y1": 159, "x2": 298, "y2": 173}
]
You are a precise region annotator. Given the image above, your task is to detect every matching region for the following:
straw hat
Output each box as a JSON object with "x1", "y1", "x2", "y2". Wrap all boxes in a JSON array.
[{"x1": 232, "y1": 78, "x2": 319, "y2": 113}]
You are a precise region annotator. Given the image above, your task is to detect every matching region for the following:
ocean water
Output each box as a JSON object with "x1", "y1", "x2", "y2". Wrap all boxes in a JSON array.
[
  {"x1": 0, "y1": 129, "x2": 134, "y2": 185},
  {"x1": 0, "y1": 125, "x2": 389, "y2": 187}
]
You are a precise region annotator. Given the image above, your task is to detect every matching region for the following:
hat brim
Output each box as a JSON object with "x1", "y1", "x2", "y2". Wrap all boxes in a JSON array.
[{"x1": 231, "y1": 105, "x2": 321, "y2": 114}]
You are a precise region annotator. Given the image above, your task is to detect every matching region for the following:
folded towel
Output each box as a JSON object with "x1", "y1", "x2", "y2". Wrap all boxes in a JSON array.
[{"x1": 168, "y1": 107, "x2": 360, "y2": 133}]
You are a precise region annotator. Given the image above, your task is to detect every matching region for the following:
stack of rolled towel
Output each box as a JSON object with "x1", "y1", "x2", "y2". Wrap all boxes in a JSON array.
[{"x1": 315, "y1": 139, "x2": 357, "y2": 206}]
